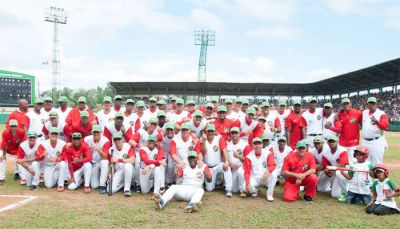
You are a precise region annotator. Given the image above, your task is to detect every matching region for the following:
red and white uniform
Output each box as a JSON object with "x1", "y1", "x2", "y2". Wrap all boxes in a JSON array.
[
  {"x1": 162, "y1": 134, "x2": 175, "y2": 184},
  {"x1": 40, "y1": 107, "x2": 57, "y2": 123},
  {"x1": 122, "y1": 112, "x2": 138, "y2": 131},
  {"x1": 41, "y1": 139, "x2": 67, "y2": 188},
  {"x1": 361, "y1": 109, "x2": 389, "y2": 165},
  {"x1": 322, "y1": 146, "x2": 349, "y2": 198},
  {"x1": 17, "y1": 140, "x2": 45, "y2": 187},
  {"x1": 226, "y1": 139, "x2": 252, "y2": 191},
  {"x1": 285, "y1": 111, "x2": 306, "y2": 149},
  {"x1": 226, "y1": 111, "x2": 240, "y2": 120},
  {"x1": 167, "y1": 110, "x2": 189, "y2": 123},
  {"x1": 108, "y1": 143, "x2": 135, "y2": 194},
  {"x1": 26, "y1": 110, "x2": 46, "y2": 139},
  {"x1": 143, "y1": 108, "x2": 159, "y2": 122},
  {"x1": 96, "y1": 109, "x2": 115, "y2": 127},
  {"x1": 239, "y1": 117, "x2": 258, "y2": 142},
  {"x1": 189, "y1": 118, "x2": 208, "y2": 138},
  {"x1": 310, "y1": 144, "x2": 331, "y2": 192},
  {"x1": 170, "y1": 135, "x2": 196, "y2": 166},
  {"x1": 42, "y1": 121, "x2": 68, "y2": 142},
  {"x1": 57, "y1": 107, "x2": 72, "y2": 123},
  {"x1": 65, "y1": 121, "x2": 92, "y2": 142},
  {"x1": 139, "y1": 146, "x2": 165, "y2": 194},
  {"x1": 0, "y1": 128, "x2": 26, "y2": 181},
  {"x1": 275, "y1": 110, "x2": 290, "y2": 138},
  {"x1": 322, "y1": 112, "x2": 340, "y2": 139},
  {"x1": 269, "y1": 144, "x2": 292, "y2": 194},
  {"x1": 302, "y1": 108, "x2": 323, "y2": 147},
  {"x1": 65, "y1": 107, "x2": 96, "y2": 126},
  {"x1": 261, "y1": 112, "x2": 281, "y2": 142},
  {"x1": 212, "y1": 118, "x2": 239, "y2": 141},
  {"x1": 103, "y1": 122, "x2": 126, "y2": 142}
]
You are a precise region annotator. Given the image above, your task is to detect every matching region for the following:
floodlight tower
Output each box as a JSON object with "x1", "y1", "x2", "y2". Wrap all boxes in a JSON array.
[
  {"x1": 45, "y1": 7, "x2": 67, "y2": 100},
  {"x1": 194, "y1": 29, "x2": 215, "y2": 82}
]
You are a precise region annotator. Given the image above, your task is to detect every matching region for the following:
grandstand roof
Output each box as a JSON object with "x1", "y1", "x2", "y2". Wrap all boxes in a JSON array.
[{"x1": 110, "y1": 58, "x2": 400, "y2": 96}]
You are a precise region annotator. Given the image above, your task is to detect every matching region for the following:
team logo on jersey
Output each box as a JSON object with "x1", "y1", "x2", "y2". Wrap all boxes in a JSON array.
[
  {"x1": 268, "y1": 121, "x2": 273, "y2": 126},
  {"x1": 196, "y1": 172, "x2": 203, "y2": 179},
  {"x1": 129, "y1": 121, "x2": 134, "y2": 126},
  {"x1": 153, "y1": 154, "x2": 158, "y2": 160},
  {"x1": 213, "y1": 145, "x2": 219, "y2": 152},
  {"x1": 123, "y1": 153, "x2": 128, "y2": 159},
  {"x1": 188, "y1": 146, "x2": 194, "y2": 151},
  {"x1": 237, "y1": 149, "x2": 242, "y2": 156},
  {"x1": 350, "y1": 117, "x2": 356, "y2": 124},
  {"x1": 263, "y1": 162, "x2": 267, "y2": 168},
  {"x1": 224, "y1": 128, "x2": 229, "y2": 133},
  {"x1": 108, "y1": 118, "x2": 114, "y2": 122},
  {"x1": 301, "y1": 165, "x2": 309, "y2": 170},
  {"x1": 317, "y1": 115, "x2": 321, "y2": 120},
  {"x1": 56, "y1": 151, "x2": 61, "y2": 157}
]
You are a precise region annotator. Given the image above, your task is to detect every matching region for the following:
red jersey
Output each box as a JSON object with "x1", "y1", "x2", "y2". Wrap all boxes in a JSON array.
[
  {"x1": 212, "y1": 118, "x2": 240, "y2": 141},
  {"x1": 282, "y1": 151, "x2": 316, "y2": 184},
  {"x1": 139, "y1": 146, "x2": 165, "y2": 166},
  {"x1": 285, "y1": 111, "x2": 306, "y2": 149},
  {"x1": 66, "y1": 121, "x2": 93, "y2": 142},
  {"x1": 61, "y1": 142, "x2": 92, "y2": 176},
  {"x1": 65, "y1": 107, "x2": 96, "y2": 126},
  {"x1": 338, "y1": 109, "x2": 362, "y2": 147},
  {"x1": 6, "y1": 109, "x2": 30, "y2": 130},
  {"x1": 1, "y1": 128, "x2": 26, "y2": 155}
]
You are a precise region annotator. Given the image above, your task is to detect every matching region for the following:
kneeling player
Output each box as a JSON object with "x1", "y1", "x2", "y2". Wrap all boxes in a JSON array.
[{"x1": 155, "y1": 151, "x2": 212, "y2": 213}]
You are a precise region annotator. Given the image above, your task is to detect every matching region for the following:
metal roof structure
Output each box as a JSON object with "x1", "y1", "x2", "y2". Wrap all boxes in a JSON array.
[{"x1": 110, "y1": 58, "x2": 400, "y2": 97}]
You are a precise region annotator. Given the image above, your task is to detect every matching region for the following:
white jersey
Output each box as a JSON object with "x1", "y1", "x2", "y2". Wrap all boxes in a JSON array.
[
  {"x1": 109, "y1": 143, "x2": 131, "y2": 170},
  {"x1": 19, "y1": 140, "x2": 42, "y2": 161},
  {"x1": 84, "y1": 135, "x2": 110, "y2": 163},
  {"x1": 362, "y1": 109, "x2": 386, "y2": 139},
  {"x1": 96, "y1": 109, "x2": 116, "y2": 127},
  {"x1": 261, "y1": 112, "x2": 279, "y2": 140},
  {"x1": 322, "y1": 146, "x2": 347, "y2": 166},
  {"x1": 203, "y1": 135, "x2": 223, "y2": 167},
  {"x1": 105, "y1": 122, "x2": 125, "y2": 140},
  {"x1": 310, "y1": 144, "x2": 329, "y2": 165},
  {"x1": 276, "y1": 110, "x2": 290, "y2": 137},
  {"x1": 181, "y1": 165, "x2": 207, "y2": 188},
  {"x1": 226, "y1": 111, "x2": 240, "y2": 120},
  {"x1": 40, "y1": 108, "x2": 57, "y2": 123},
  {"x1": 227, "y1": 139, "x2": 248, "y2": 167},
  {"x1": 26, "y1": 110, "x2": 45, "y2": 136},
  {"x1": 57, "y1": 107, "x2": 72, "y2": 123},
  {"x1": 190, "y1": 119, "x2": 208, "y2": 138},
  {"x1": 347, "y1": 161, "x2": 373, "y2": 195},
  {"x1": 239, "y1": 117, "x2": 257, "y2": 142},
  {"x1": 42, "y1": 139, "x2": 66, "y2": 165},
  {"x1": 246, "y1": 149, "x2": 272, "y2": 179},
  {"x1": 43, "y1": 121, "x2": 67, "y2": 142},
  {"x1": 139, "y1": 146, "x2": 159, "y2": 167},
  {"x1": 322, "y1": 113, "x2": 338, "y2": 138},
  {"x1": 143, "y1": 108, "x2": 159, "y2": 122},
  {"x1": 272, "y1": 145, "x2": 292, "y2": 168},
  {"x1": 373, "y1": 178, "x2": 399, "y2": 209},
  {"x1": 162, "y1": 135, "x2": 174, "y2": 156},
  {"x1": 123, "y1": 112, "x2": 138, "y2": 130},
  {"x1": 173, "y1": 135, "x2": 194, "y2": 163},
  {"x1": 167, "y1": 110, "x2": 189, "y2": 123},
  {"x1": 302, "y1": 108, "x2": 323, "y2": 136},
  {"x1": 238, "y1": 110, "x2": 246, "y2": 120}
]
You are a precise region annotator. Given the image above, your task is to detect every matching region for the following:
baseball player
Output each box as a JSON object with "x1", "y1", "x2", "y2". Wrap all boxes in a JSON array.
[
  {"x1": 211, "y1": 105, "x2": 239, "y2": 141},
  {"x1": 65, "y1": 96, "x2": 96, "y2": 126},
  {"x1": 42, "y1": 111, "x2": 68, "y2": 142},
  {"x1": 189, "y1": 110, "x2": 208, "y2": 138},
  {"x1": 41, "y1": 127, "x2": 67, "y2": 191},
  {"x1": 139, "y1": 135, "x2": 166, "y2": 198},
  {"x1": 161, "y1": 122, "x2": 177, "y2": 185},
  {"x1": 361, "y1": 97, "x2": 389, "y2": 165},
  {"x1": 103, "y1": 113, "x2": 126, "y2": 142},
  {"x1": 26, "y1": 99, "x2": 45, "y2": 140},
  {"x1": 56, "y1": 96, "x2": 71, "y2": 123},
  {"x1": 285, "y1": 99, "x2": 306, "y2": 149},
  {"x1": 0, "y1": 119, "x2": 26, "y2": 184},
  {"x1": 108, "y1": 132, "x2": 135, "y2": 197},
  {"x1": 310, "y1": 136, "x2": 331, "y2": 192},
  {"x1": 261, "y1": 134, "x2": 273, "y2": 151},
  {"x1": 133, "y1": 100, "x2": 146, "y2": 131},
  {"x1": 16, "y1": 132, "x2": 45, "y2": 190},
  {"x1": 84, "y1": 125, "x2": 111, "y2": 194},
  {"x1": 302, "y1": 97, "x2": 323, "y2": 149},
  {"x1": 41, "y1": 97, "x2": 56, "y2": 122},
  {"x1": 143, "y1": 97, "x2": 159, "y2": 121},
  {"x1": 96, "y1": 96, "x2": 115, "y2": 126},
  {"x1": 157, "y1": 99, "x2": 167, "y2": 112},
  {"x1": 239, "y1": 107, "x2": 258, "y2": 143},
  {"x1": 65, "y1": 111, "x2": 93, "y2": 141},
  {"x1": 322, "y1": 103, "x2": 340, "y2": 140},
  {"x1": 366, "y1": 164, "x2": 400, "y2": 215},
  {"x1": 204, "y1": 103, "x2": 217, "y2": 121},
  {"x1": 167, "y1": 98, "x2": 189, "y2": 124},
  {"x1": 269, "y1": 136, "x2": 292, "y2": 193},
  {"x1": 233, "y1": 98, "x2": 242, "y2": 114},
  {"x1": 5, "y1": 99, "x2": 30, "y2": 131},
  {"x1": 61, "y1": 132, "x2": 92, "y2": 193},
  {"x1": 155, "y1": 110, "x2": 167, "y2": 131},
  {"x1": 155, "y1": 151, "x2": 212, "y2": 213},
  {"x1": 259, "y1": 101, "x2": 281, "y2": 143},
  {"x1": 185, "y1": 100, "x2": 196, "y2": 119},
  {"x1": 122, "y1": 99, "x2": 138, "y2": 130},
  {"x1": 225, "y1": 98, "x2": 240, "y2": 120},
  {"x1": 322, "y1": 135, "x2": 349, "y2": 201},
  {"x1": 112, "y1": 95, "x2": 125, "y2": 113},
  {"x1": 226, "y1": 127, "x2": 251, "y2": 194},
  {"x1": 242, "y1": 137, "x2": 277, "y2": 201},
  {"x1": 197, "y1": 124, "x2": 232, "y2": 195},
  {"x1": 169, "y1": 123, "x2": 197, "y2": 169},
  {"x1": 282, "y1": 140, "x2": 318, "y2": 202},
  {"x1": 238, "y1": 99, "x2": 250, "y2": 120},
  {"x1": 275, "y1": 99, "x2": 290, "y2": 139}
]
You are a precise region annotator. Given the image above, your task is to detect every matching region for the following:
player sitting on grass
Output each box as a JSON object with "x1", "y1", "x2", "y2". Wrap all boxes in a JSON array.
[
  {"x1": 341, "y1": 146, "x2": 373, "y2": 205},
  {"x1": 155, "y1": 150, "x2": 212, "y2": 213},
  {"x1": 366, "y1": 164, "x2": 400, "y2": 215}
]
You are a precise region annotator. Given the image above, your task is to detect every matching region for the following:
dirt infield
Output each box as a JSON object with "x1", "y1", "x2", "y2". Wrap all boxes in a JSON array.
[
  {"x1": 0, "y1": 195, "x2": 37, "y2": 213},
  {"x1": 0, "y1": 197, "x2": 21, "y2": 209}
]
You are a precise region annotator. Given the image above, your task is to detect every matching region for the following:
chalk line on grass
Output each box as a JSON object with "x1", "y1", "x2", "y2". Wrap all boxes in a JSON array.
[{"x1": 0, "y1": 195, "x2": 37, "y2": 213}]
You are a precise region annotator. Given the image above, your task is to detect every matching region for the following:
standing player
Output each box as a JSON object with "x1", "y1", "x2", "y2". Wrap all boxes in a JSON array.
[
  {"x1": 361, "y1": 97, "x2": 389, "y2": 165},
  {"x1": 275, "y1": 99, "x2": 290, "y2": 140},
  {"x1": 122, "y1": 99, "x2": 137, "y2": 130},
  {"x1": 103, "y1": 113, "x2": 126, "y2": 142},
  {"x1": 269, "y1": 136, "x2": 292, "y2": 192},
  {"x1": 169, "y1": 123, "x2": 197, "y2": 170},
  {"x1": 42, "y1": 112, "x2": 68, "y2": 142},
  {"x1": 189, "y1": 110, "x2": 208, "y2": 138},
  {"x1": 302, "y1": 97, "x2": 323, "y2": 148},
  {"x1": 143, "y1": 97, "x2": 159, "y2": 121},
  {"x1": 6, "y1": 99, "x2": 30, "y2": 131},
  {"x1": 96, "y1": 96, "x2": 115, "y2": 126},
  {"x1": 66, "y1": 111, "x2": 93, "y2": 141},
  {"x1": 26, "y1": 99, "x2": 45, "y2": 140},
  {"x1": 212, "y1": 106, "x2": 239, "y2": 141},
  {"x1": 285, "y1": 100, "x2": 306, "y2": 149},
  {"x1": 225, "y1": 98, "x2": 239, "y2": 120},
  {"x1": 161, "y1": 122, "x2": 176, "y2": 185},
  {"x1": 322, "y1": 102, "x2": 340, "y2": 140},
  {"x1": 239, "y1": 107, "x2": 258, "y2": 143},
  {"x1": 41, "y1": 97, "x2": 56, "y2": 122},
  {"x1": 167, "y1": 98, "x2": 189, "y2": 124},
  {"x1": 259, "y1": 101, "x2": 281, "y2": 143},
  {"x1": 57, "y1": 96, "x2": 71, "y2": 123},
  {"x1": 113, "y1": 95, "x2": 125, "y2": 113},
  {"x1": 65, "y1": 96, "x2": 96, "y2": 126}
]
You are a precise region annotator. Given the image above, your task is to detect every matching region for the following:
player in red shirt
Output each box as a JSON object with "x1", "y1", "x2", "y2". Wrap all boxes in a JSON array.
[
  {"x1": 282, "y1": 140, "x2": 318, "y2": 202},
  {"x1": 65, "y1": 96, "x2": 96, "y2": 126},
  {"x1": 1, "y1": 119, "x2": 27, "y2": 183},
  {"x1": 5, "y1": 99, "x2": 30, "y2": 131},
  {"x1": 212, "y1": 105, "x2": 239, "y2": 141},
  {"x1": 65, "y1": 111, "x2": 93, "y2": 142},
  {"x1": 285, "y1": 100, "x2": 306, "y2": 149}
]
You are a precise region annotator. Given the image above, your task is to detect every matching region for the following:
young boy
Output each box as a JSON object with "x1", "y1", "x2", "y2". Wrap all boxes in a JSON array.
[
  {"x1": 341, "y1": 146, "x2": 373, "y2": 205},
  {"x1": 366, "y1": 164, "x2": 400, "y2": 215}
]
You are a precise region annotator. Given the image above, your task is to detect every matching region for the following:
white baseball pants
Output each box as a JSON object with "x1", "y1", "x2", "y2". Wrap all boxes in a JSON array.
[
  {"x1": 205, "y1": 162, "x2": 232, "y2": 192},
  {"x1": 90, "y1": 160, "x2": 109, "y2": 188},
  {"x1": 161, "y1": 184, "x2": 204, "y2": 206},
  {"x1": 361, "y1": 137, "x2": 386, "y2": 166},
  {"x1": 108, "y1": 163, "x2": 134, "y2": 193},
  {"x1": 43, "y1": 163, "x2": 69, "y2": 188},
  {"x1": 140, "y1": 166, "x2": 165, "y2": 194},
  {"x1": 67, "y1": 162, "x2": 92, "y2": 190}
]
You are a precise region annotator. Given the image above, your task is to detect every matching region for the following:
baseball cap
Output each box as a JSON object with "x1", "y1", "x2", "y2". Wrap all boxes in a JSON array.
[
  {"x1": 313, "y1": 136, "x2": 325, "y2": 143},
  {"x1": 257, "y1": 116, "x2": 266, "y2": 122},
  {"x1": 35, "y1": 99, "x2": 43, "y2": 104},
  {"x1": 27, "y1": 131, "x2": 37, "y2": 138},
  {"x1": 217, "y1": 105, "x2": 227, "y2": 113},
  {"x1": 80, "y1": 111, "x2": 89, "y2": 118},
  {"x1": 324, "y1": 103, "x2": 333, "y2": 108},
  {"x1": 103, "y1": 96, "x2": 112, "y2": 103},
  {"x1": 252, "y1": 137, "x2": 262, "y2": 144},
  {"x1": 187, "y1": 150, "x2": 198, "y2": 158},
  {"x1": 230, "y1": 127, "x2": 240, "y2": 133},
  {"x1": 170, "y1": 97, "x2": 177, "y2": 102},
  {"x1": 293, "y1": 99, "x2": 301, "y2": 105},
  {"x1": 278, "y1": 99, "x2": 287, "y2": 106},
  {"x1": 157, "y1": 99, "x2": 166, "y2": 105},
  {"x1": 149, "y1": 117, "x2": 158, "y2": 124},
  {"x1": 58, "y1": 96, "x2": 68, "y2": 103},
  {"x1": 307, "y1": 97, "x2": 317, "y2": 103},
  {"x1": 91, "y1": 124, "x2": 102, "y2": 133},
  {"x1": 136, "y1": 101, "x2": 145, "y2": 107},
  {"x1": 206, "y1": 103, "x2": 214, "y2": 108},
  {"x1": 44, "y1": 96, "x2": 53, "y2": 102},
  {"x1": 181, "y1": 123, "x2": 191, "y2": 130},
  {"x1": 147, "y1": 135, "x2": 157, "y2": 142},
  {"x1": 206, "y1": 124, "x2": 216, "y2": 131},
  {"x1": 234, "y1": 98, "x2": 242, "y2": 103},
  {"x1": 261, "y1": 101, "x2": 270, "y2": 108},
  {"x1": 9, "y1": 119, "x2": 18, "y2": 126},
  {"x1": 115, "y1": 112, "x2": 124, "y2": 119},
  {"x1": 176, "y1": 98, "x2": 184, "y2": 105},
  {"x1": 193, "y1": 110, "x2": 203, "y2": 117},
  {"x1": 225, "y1": 98, "x2": 233, "y2": 104},
  {"x1": 211, "y1": 98, "x2": 218, "y2": 103},
  {"x1": 296, "y1": 141, "x2": 307, "y2": 148},
  {"x1": 165, "y1": 122, "x2": 175, "y2": 130},
  {"x1": 149, "y1": 97, "x2": 157, "y2": 103},
  {"x1": 367, "y1": 97, "x2": 377, "y2": 103},
  {"x1": 71, "y1": 132, "x2": 82, "y2": 139},
  {"x1": 49, "y1": 111, "x2": 58, "y2": 118},
  {"x1": 112, "y1": 132, "x2": 123, "y2": 139},
  {"x1": 242, "y1": 98, "x2": 250, "y2": 105},
  {"x1": 49, "y1": 127, "x2": 59, "y2": 134},
  {"x1": 125, "y1": 99, "x2": 135, "y2": 104},
  {"x1": 78, "y1": 96, "x2": 87, "y2": 103},
  {"x1": 114, "y1": 95, "x2": 123, "y2": 101},
  {"x1": 277, "y1": 135, "x2": 287, "y2": 142},
  {"x1": 326, "y1": 135, "x2": 338, "y2": 142},
  {"x1": 341, "y1": 98, "x2": 350, "y2": 104},
  {"x1": 157, "y1": 110, "x2": 166, "y2": 117},
  {"x1": 246, "y1": 107, "x2": 256, "y2": 115},
  {"x1": 261, "y1": 134, "x2": 269, "y2": 141},
  {"x1": 186, "y1": 99, "x2": 195, "y2": 105}
]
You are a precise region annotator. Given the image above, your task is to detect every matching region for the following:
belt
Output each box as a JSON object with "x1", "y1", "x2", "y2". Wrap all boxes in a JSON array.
[
  {"x1": 363, "y1": 137, "x2": 380, "y2": 141},
  {"x1": 308, "y1": 134, "x2": 322, "y2": 137}
]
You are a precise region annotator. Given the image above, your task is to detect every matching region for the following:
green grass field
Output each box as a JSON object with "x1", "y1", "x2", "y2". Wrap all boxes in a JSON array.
[{"x1": 1, "y1": 124, "x2": 400, "y2": 228}]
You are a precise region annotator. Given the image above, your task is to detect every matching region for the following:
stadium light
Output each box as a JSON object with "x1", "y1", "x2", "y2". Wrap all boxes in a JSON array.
[{"x1": 194, "y1": 29, "x2": 215, "y2": 82}]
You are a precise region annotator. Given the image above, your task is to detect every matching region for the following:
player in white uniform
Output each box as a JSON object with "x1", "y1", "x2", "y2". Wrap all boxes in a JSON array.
[
  {"x1": 169, "y1": 123, "x2": 197, "y2": 169},
  {"x1": 275, "y1": 99, "x2": 290, "y2": 139},
  {"x1": 143, "y1": 97, "x2": 159, "y2": 122},
  {"x1": 155, "y1": 110, "x2": 167, "y2": 131},
  {"x1": 226, "y1": 127, "x2": 251, "y2": 194},
  {"x1": 225, "y1": 98, "x2": 240, "y2": 120},
  {"x1": 167, "y1": 98, "x2": 189, "y2": 123},
  {"x1": 242, "y1": 137, "x2": 277, "y2": 201},
  {"x1": 103, "y1": 113, "x2": 127, "y2": 142},
  {"x1": 198, "y1": 124, "x2": 232, "y2": 195},
  {"x1": 238, "y1": 98, "x2": 249, "y2": 120},
  {"x1": 26, "y1": 99, "x2": 45, "y2": 140},
  {"x1": 134, "y1": 101, "x2": 146, "y2": 131},
  {"x1": 41, "y1": 127, "x2": 67, "y2": 190},
  {"x1": 239, "y1": 107, "x2": 258, "y2": 143},
  {"x1": 361, "y1": 97, "x2": 389, "y2": 165},
  {"x1": 302, "y1": 97, "x2": 323, "y2": 148},
  {"x1": 41, "y1": 97, "x2": 57, "y2": 123},
  {"x1": 161, "y1": 122, "x2": 176, "y2": 185},
  {"x1": 108, "y1": 132, "x2": 135, "y2": 197},
  {"x1": 42, "y1": 111, "x2": 68, "y2": 142},
  {"x1": 322, "y1": 103, "x2": 338, "y2": 140},
  {"x1": 259, "y1": 101, "x2": 281, "y2": 143},
  {"x1": 310, "y1": 136, "x2": 331, "y2": 192},
  {"x1": 122, "y1": 99, "x2": 138, "y2": 130},
  {"x1": 96, "y1": 96, "x2": 115, "y2": 127},
  {"x1": 112, "y1": 95, "x2": 125, "y2": 113},
  {"x1": 269, "y1": 136, "x2": 292, "y2": 195},
  {"x1": 57, "y1": 96, "x2": 71, "y2": 123},
  {"x1": 84, "y1": 125, "x2": 111, "y2": 194},
  {"x1": 155, "y1": 151, "x2": 212, "y2": 213},
  {"x1": 16, "y1": 132, "x2": 44, "y2": 190},
  {"x1": 139, "y1": 135, "x2": 166, "y2": 198},
  {"x1": 190, "y1": 110, "x2": 208, "y2": 138}
]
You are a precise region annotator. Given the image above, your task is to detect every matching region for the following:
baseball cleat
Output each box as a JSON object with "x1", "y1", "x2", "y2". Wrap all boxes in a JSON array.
[
  {"x1": 13, "y1": 173, "x2": 21, "y2": 181},
  {"x1": 186, "y1": 203, "x2": 198, "y2": 213},
  {"x1": 226, "y1": 191, "x2": 232, "y2": 197},
  {"x1": 135, "y1": 184, "x2": 141, "y2": 193},
  {"x1": 124, "y1": 190, "x2": 132, "y2": 197},
  {"x1": 251, "y1": 192, "x2": 258, "y2": 198},
  {"x1": 84, "y1": 186, "x2": 91, "y2": 194},
  {"x1": 155, "y1": 198, "x2": 164, "y2": 210},
  {"x1": 30, "y1": 185, "x2": 39, "y2": 191},
  {"x1": 266, "y1": 193, "x2": 274, "y2": 202},
  {"x1": 99, "y1": 186, "x2": 106, "y2": 194},
  {"x1": 240, "y1": 192, "x2": 246, "y2": 198},
  {"x1": 304, "y1": 195, "x2": 314, "y2": 203}
]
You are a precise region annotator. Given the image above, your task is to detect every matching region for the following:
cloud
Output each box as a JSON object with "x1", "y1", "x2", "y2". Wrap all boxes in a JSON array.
[
  {"x1": 234, "y1": 0, "x2": 298, "y2": 23},
  {"x1": 246, "y1": 26, "x2": 300, "y2": 39},
  {"x1": 190, "y1": 8, "x2": 225, "y2": 31}
]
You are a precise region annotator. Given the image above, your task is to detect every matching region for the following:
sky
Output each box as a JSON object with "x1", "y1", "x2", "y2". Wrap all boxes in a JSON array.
[{"x1": 2, "y1": 0, "x2": 400, "y2": 91}]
